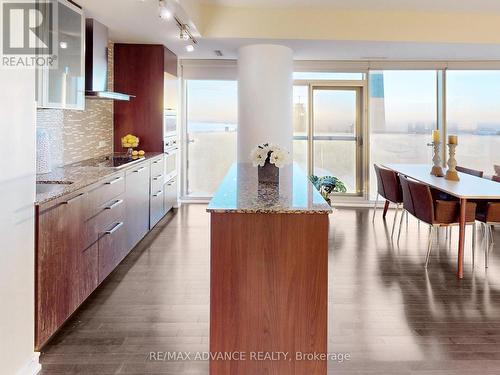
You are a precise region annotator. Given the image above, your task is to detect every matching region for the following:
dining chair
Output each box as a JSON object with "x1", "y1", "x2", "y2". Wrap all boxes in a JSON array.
[
  {"x1": 373, "y1": 164, "x2": 403, "y2": 237},
  {"x1": 399, "y1": 175, "x2": 477, "y2": 268},
  {"x1": 476, "y1": 176, "x2": 500, "y2": 267},
  {"x1": 397, "y1": 173, "x2": 415, "y2": 242},
  {"x1": 456, "y1": 166, "x2": 484, "y2": 178}
]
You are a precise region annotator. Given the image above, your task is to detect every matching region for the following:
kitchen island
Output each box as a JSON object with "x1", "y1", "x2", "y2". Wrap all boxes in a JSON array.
[{"x1": 207, "y1": 163, "x2": 332, "y2": 375}]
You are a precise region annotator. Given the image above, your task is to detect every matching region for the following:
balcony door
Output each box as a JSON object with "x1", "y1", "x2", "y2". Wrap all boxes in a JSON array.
[{"x1": 311, "y1": 86, "x2": 363, "y2": 195}]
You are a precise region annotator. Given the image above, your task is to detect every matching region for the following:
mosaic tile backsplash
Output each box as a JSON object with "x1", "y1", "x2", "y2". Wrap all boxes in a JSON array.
[
  {"x1": 36, "y1": 42, "x2": 115, "y2": 168},
  {"x1": 37, "y1": 101, "x2": 113, "y2": 167}
]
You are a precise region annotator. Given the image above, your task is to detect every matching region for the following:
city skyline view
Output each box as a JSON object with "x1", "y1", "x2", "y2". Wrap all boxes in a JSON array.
[{"x1": 188, "y1": 71, "x2": 500, "y2": 134}]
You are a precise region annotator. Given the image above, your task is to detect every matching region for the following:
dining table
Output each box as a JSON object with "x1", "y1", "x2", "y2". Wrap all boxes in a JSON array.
[{"x1": 383, "y1": 164, "x2": 500, "y2": 279}]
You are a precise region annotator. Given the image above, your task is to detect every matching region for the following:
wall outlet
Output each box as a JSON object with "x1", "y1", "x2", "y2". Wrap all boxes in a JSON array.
[{"x1": 98, "y1": 141, "x2": 107, "y2": 149}]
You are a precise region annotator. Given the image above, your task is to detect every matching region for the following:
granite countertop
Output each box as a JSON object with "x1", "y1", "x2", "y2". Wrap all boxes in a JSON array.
[
  {"x1": 36, "y1": 153, "x2": 163, "y2": 206},
  {"x1": 207, "y1": 163, "x2": 332, "y2": 214}
]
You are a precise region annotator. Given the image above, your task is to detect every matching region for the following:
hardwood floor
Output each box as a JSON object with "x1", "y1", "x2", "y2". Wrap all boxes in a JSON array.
[{"x1": 39, "y1": 205, "x2": 500, "y2": 374}]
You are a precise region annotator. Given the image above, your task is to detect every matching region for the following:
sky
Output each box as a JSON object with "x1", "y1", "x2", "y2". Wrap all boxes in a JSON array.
[{"x1": 187, "y1": 71, "x2": 500, "y2": 132}]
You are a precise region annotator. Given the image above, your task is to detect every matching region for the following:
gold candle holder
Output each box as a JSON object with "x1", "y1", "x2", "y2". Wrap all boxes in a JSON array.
[
  {"x1": 429, "y1": 141, "x2": 444, "y2": 177},
  {"x1": 445, "y1": 143, "x2": 459, "y2": 181}
]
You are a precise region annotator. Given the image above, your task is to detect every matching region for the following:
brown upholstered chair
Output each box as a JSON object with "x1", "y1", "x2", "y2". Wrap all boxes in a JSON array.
[
  {"x1": 373, "y1": 164, "x2": 403, "y2": 237},
  {"x1": 397, "y1": 175, "x2": 415, "y2": 242},
  {"x1": 476, "y1": 176, "x2": 500, "y2": 267},
  {"x1": 456, "y1": 165, "x2": 484, "y2": 178},
  {"x1": 399, "y1": 175, "x2": 477, "y2": 268}
]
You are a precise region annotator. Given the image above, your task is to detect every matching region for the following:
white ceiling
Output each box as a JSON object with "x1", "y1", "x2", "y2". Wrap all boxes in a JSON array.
[
  {"x1": 190, "y1": 38, "x2": 500, "y2": 60},
  {"x1": 78, "y1": 0, "x2": 199, "y2": 57},
  {"x1": 77, "y1": 0, "x2": 500, "y2": 60},
  {"x1": 201, "y1": 0, "x2": 500, "y2": 13}
]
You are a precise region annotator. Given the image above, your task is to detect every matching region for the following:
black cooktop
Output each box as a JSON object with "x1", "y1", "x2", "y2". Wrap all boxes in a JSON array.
[{"x1": 73, "y1": 155, "x2": 144, "y2": 169}]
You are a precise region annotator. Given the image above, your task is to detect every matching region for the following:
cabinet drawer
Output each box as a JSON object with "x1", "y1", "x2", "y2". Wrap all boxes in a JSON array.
[
  {"x1": 150, "y1": 156, "x2": 164, "y2": 177},
  {"x1": 95, "y1": 195, "x2": 126, "y2": 235},
  {"x1": 98, "y1": 220, "x2": 127, "y2": 284},
  {"x1": 164, "y1": 177, "x2": 177, "y2": 213},
  {"x1": 151, "y1": 175, "x2": 163, "y2": 196},
  {"x1": 150, "y1": 188, "x2": 165, "y2": 229},
  {"x1": 85, "y1": 194, "x2": 126, "y2": 248},
  {"x1": 89, "y1": 172, "x2": 126, "y2": 212}
]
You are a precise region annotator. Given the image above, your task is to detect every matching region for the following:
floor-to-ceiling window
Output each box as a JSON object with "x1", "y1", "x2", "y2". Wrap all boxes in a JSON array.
[
  {"x1": 293, "y1": 85, "x2": 309, "y2": 171},
  {"x1": 369, "y1": 70, "x2": 438, "y2": 199},
  {"x1": 293, "y1": 72, "x2": 366, "y2": 195},
  {"x1": 446, "y1": 71, "x2": 500, "y2": 176},
  {"x1": 185, "y1": 80, "x2": 237, "y2": 197},
  {"x1": 181, "y1": 64, "x2": 500, "y2": 202},
  {"x1": 312, "y1": 87, "x2": 361, "y2": 194}
]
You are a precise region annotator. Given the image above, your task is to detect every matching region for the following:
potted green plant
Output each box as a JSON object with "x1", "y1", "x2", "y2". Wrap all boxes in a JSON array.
[{"x1": 309, "y1": 175, "x2": 347, "y2": 205}]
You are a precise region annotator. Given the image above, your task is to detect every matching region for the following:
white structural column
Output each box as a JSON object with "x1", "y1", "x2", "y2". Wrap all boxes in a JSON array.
[{"x1": 237, "y1": 44, "x2": 293, "y2": 162}]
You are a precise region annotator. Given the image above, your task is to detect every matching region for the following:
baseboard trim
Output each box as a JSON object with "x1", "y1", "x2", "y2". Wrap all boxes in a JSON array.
[{"x1": 16, "y1": 353, "x2": 41, "y2": 375}]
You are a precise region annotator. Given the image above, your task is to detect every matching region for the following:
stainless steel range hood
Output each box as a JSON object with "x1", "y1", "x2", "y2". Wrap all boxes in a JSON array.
[{"x1": 85, "y1": 19, "x2": 133, "y2": 101}]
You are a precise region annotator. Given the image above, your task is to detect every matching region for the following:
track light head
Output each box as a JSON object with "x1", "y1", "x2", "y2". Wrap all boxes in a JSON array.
[{"x1": 179, "y1": 26, "x2": 189, "y2": 40}]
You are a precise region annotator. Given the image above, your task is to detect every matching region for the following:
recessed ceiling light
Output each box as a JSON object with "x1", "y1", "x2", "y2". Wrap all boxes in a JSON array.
[
  {"x1": 185, "y1": 44, "x2": 194, "y2": 52},
  {"x1": 59, "y1": 41, "x2": 68, "y2": 49}
]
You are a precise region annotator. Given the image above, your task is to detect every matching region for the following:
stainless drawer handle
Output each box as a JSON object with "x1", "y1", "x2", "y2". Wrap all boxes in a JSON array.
[
  {"x1": 153, "y1": 174, "x2": 163, "y2": 181},
  {"x1": 105, "y1": 176, "x2": 123, "y2": 185},
  {"x1": 63, "y1": 193, "x2": 84, "y2": 205},
  {"x1": 105, "y1": 199, "x2": 124, "y2": 210},
  {"x1": 105, "y1": 222, "x2": 124, "y2": 235},
  {"x1": 133, "y1": 167, "x2": 146, "y2": 173},
  {"x1": 153, "y1": 190, "x2": 163, "y2": 197}
]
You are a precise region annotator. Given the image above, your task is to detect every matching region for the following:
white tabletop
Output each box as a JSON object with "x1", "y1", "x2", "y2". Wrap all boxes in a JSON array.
[{"x1": 383, "y1": 164, "x2": 500, "y2": 200}]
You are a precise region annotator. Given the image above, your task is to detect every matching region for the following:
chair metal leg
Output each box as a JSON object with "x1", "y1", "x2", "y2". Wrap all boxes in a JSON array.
[
  {"x1": 397, "y1": 209, "x2": 405, "y2": 242},
  {"x1": 372, "y1": 194, "x2": 379, "y2": 223},
  {"x1": 485, "y1": 223, "x2": 490, "y2": 269},
  {"x1": 449, "y1": 226, "x2": 452, "y2": 248},
  {"x1": 489, "y1": 225, "x2": 494, "y2": 245},
  {"x1": 425, "y1": 226, "x2": 435, "y2": 268},
  {"x1": 472, "y1": 222, "x2": 476, "y2": 267},
  {"x1": 391, "y1": 204, "x2": 400, "y2": 238}
]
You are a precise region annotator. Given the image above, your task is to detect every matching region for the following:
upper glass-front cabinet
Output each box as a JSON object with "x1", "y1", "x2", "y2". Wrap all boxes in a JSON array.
[{"x1": 38, "y1": 0, "x2": 85, "y2": 110}]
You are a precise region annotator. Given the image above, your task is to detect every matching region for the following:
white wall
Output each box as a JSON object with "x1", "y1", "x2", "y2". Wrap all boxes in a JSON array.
[
  {"x1": 237, "y1": 44, "x2": 293, "y2": 162},
  {"x1": 0, "y1": 69, "x2": 39, "y2": 374}
]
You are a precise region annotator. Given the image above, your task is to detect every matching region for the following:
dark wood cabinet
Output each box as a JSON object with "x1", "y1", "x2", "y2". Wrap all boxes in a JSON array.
[
  {"x1": 114, "y1": 44, "x2": 177, "y2": 153},
  {"x1": 36, "y1": 191, "x2": 88, "y2": 349},
  {"x1": 98, "y1": 220, "x2": 127, "y2": 284},
  {"x1": 36, "y1": 157, "x2": 174, "y2": 349},
  {"x1": 77, "y1": 243, "x2": 98, "y2": 304},
  {"x1": 125, "y1": 165, "x2": 150, "y2": 249}
]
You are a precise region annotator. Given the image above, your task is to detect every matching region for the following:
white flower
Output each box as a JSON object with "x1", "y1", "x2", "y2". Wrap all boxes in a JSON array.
[
  {"x1": 251, "y1": 147, "x2": 268, "y2": 167},
  {"x1": 269, "y1": 149, "x2": 289, "y2": 168}
]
